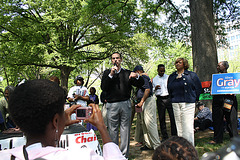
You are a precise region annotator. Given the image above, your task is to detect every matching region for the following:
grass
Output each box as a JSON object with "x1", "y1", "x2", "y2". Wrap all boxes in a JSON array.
[{"x1": 195, "y1": 130, "x2": 232, "y2": 157}]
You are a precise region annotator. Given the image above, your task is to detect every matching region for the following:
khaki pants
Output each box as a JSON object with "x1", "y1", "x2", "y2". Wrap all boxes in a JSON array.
[{"x1": 142, "y1": 96, "x2": 161, "y2": 149}]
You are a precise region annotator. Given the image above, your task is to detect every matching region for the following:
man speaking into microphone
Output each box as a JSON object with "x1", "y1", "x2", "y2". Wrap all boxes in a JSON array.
[{"x1": 101, "y1": 52, "x2": 144, "y2": 158}]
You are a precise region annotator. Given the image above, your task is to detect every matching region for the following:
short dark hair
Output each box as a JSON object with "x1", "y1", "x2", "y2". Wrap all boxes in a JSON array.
[
  {"x1": 111, "y1": 52, "x2": 122, "y2": 59},
  {"x1": 152, "y1": 136, "x2": 199, "y2": 160},
  {"x1": 158, "y1": 64, "x2": 165, "y2": 69},
  {"x1": 196, "y1": 101, "x2": 205, "y2": 108},
  {"x1": 90, "y1": 87, "x2": 96, "y2": 93},
  {"x1": 220, "y1": 61, "x2": 229, "y2": 70},
  {"x1": 175, "y1": 58, "x2": 189, "y2": 70},
  {"x1": 8, "y1": 79, "x2": 66, "y2": 137}
]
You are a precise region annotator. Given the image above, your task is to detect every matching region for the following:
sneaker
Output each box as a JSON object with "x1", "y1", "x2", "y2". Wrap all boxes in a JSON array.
[{"x1": 140, "y1": 145, "x2": 153, "y2": 151}]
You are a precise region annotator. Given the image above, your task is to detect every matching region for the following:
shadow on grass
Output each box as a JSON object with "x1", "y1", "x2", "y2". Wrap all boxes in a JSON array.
[{"x1": 195, "y1": 129, "x2": 232, "y2": 158}]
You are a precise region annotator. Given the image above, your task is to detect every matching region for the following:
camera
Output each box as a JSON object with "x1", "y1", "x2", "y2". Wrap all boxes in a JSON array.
[{"x1": 76, "y1": 106, "x2": 93, "y2": 120}]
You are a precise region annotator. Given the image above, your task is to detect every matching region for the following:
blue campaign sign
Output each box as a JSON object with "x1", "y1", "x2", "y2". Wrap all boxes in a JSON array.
[{"x1": 211, "y1": 73, "x2": 240, "y2": 95}]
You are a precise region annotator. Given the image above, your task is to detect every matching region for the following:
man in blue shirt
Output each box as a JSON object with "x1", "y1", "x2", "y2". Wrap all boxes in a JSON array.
[{"x1": 134, "y1": 65, "x2": 161, "y2": 150}]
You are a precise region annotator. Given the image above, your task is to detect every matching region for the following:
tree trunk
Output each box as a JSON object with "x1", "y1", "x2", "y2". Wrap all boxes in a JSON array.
[
  {"x1": 59, "y1": 66, "x2": 74, "y2": 90},
  {"x1": 190, "y1": 0, "x2": 218, "y2": 82}
]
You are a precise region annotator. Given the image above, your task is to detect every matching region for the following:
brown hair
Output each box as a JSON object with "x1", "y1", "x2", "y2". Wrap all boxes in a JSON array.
[
  {"x1": 111, "y1": 52, "x2": 122, "y2": 59},
  {"x1": 152, "y1": 136, "x2": 199, "y2": 160},
  {"x1": 175, "y1": 58, "x2": 189, "y2": 70}
]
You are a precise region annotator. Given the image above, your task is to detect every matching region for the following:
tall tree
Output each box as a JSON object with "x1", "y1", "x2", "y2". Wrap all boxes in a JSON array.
[
  {"x1": 139, "y1": 0, "x2": 239, "y2": 81},
  {"x1": 190, "y1": 0, "x2": 218, "y2": 82},
  {"x1": 0, "y1": 0, "x2": 148, "y2": 88}
]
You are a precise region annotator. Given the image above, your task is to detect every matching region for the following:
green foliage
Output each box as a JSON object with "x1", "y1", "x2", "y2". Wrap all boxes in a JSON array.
[
  {"x1": 0, "y1": 0, "x2": 150, "y2": 88},
  {"x1": 0, "y1": 0, "x2": 239, "y2": 89},
  {"x1": 138, "y1": 0, "x2": 240, "y2": 47},
  {"x1": 147, "y1": 42, "x2": 192, "y2": 79}
]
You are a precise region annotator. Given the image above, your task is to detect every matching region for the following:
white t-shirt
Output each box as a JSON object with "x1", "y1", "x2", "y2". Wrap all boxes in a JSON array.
[{"x1": 68, "y1": 85, "x2": 89, "y2": 107}]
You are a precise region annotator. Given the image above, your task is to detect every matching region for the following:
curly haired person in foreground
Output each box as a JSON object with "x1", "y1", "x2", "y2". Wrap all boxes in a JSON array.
[
  {"x1": 152, "y1": 136, "x2": 199, "y2": 160},
  {"x1": 1, "y1": 79, "x2": 126, "y2": 160}
]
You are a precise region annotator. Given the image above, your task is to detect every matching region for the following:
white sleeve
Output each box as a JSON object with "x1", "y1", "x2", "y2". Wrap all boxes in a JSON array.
[
  {"x1": 152, "y1": 77, "x2": 156, "y2": 92},
  {"x1": 102, "y1": 142, "x2": 126, "y2": 160},
  {"x1": 68, "y1": 87, "x2": 74, "y2": 98}
]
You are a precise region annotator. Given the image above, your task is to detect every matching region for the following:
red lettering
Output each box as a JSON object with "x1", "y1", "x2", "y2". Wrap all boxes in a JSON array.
[
  {"x1": 75, "y1": 136, "x2": 81, "y2": 143},
  {"x1": 87, "y1": 137, "x2": 93, "y2": 142},
  {"x1": 75, "y1": 135, "x2": 97, "y2": 144}
]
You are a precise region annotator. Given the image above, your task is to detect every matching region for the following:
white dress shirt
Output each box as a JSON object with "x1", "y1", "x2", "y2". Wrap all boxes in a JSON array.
[{"x1": 152, "y1": 74, "x2": 169, "y2": 96}]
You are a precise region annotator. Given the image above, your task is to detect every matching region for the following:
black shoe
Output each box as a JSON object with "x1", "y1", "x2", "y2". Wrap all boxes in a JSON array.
[{"x1": 140, "y1": 145, "x2": 153, "y2": 151}]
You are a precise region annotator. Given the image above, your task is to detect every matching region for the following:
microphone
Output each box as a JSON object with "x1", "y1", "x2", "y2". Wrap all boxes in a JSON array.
[{"x1": 114, "y1": 63, "x2": 117, "y2": 74}]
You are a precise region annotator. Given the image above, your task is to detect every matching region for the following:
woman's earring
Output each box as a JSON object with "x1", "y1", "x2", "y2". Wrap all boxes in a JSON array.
[{"x1": 55, "y1": 128, "x2": 59, "y2": 147}]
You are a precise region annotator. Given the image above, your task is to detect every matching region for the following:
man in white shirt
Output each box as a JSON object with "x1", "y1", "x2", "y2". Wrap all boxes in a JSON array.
[{"x1": 152, "y1": 64, "x2": 177, "y2": 141}]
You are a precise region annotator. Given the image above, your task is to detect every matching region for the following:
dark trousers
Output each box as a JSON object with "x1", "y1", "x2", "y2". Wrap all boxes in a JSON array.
[
  {"x1": 194, "y1": 119, "x2": 212, "y2": 131},
  {"x1": 156, "y1": 96, "x2": 177, "y2": 140},
  {"x1": 212, "y1": 95, "x2": 238, "y2": 143}
]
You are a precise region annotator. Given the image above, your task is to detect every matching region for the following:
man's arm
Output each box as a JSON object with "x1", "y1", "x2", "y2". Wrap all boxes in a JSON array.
[
  {"x1": 152, "y1": 77, "x2": 161, "y2": 93},
  {"x1": 136, "y1": 89, "x2": 150, "y2": 108},
  {"x1": 74, "y1": 95, "x2": 90, "y2": 101},
  {"x1": 101, "y1": 69, "x2": 112, "y2": 92},
  {"x1": 129, "y1": 72, "x2": 144, "y2": 88}
]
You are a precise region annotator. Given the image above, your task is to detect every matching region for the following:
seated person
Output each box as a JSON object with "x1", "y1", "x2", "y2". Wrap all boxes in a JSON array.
[
  {"x1": 194, "y1": 101, "x2": 212, "y2": 132},
  {"x1": 1, "y1": 79, "x2": 126, "y2": 160},
  {"x1": 152, "y1": 136, "x2": 199, "y2": 160}
]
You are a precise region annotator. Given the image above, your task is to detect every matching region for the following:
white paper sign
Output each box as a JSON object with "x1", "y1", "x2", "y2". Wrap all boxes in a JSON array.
[{"x1": 0, "y1": 129, "x2": 102, "y2": 155}]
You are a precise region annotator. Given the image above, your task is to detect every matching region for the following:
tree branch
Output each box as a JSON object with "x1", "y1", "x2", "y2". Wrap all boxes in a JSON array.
[{"x1": 167, "y1": 0, "x2": 188, "y2": 26}]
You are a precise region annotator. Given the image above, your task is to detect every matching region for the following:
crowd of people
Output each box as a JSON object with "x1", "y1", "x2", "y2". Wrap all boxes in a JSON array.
[{"x1": 0, "y1": 52, "x2": 239, "y2": 160}]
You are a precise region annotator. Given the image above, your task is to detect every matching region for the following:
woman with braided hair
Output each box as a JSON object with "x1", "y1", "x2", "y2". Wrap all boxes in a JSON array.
[{"x1": 152, "y1": 136, "x2": 199, "y2": 160}]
